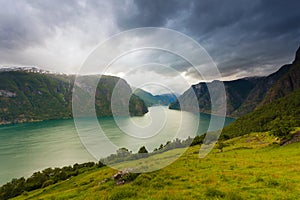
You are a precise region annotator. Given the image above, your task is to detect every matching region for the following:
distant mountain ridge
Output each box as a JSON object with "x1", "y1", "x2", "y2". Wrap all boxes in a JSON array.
[
  {"x1": 170, "y1": 45, "x2": 300, "y2": 117},
  {"x1": 0, "y1": 71, "x2": 148, "y2": 125},
  {"x1": 133, "y1": 88, "x2": 177, "y2": 106}
]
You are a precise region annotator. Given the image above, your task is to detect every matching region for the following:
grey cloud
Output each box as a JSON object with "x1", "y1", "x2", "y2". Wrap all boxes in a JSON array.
[
  {"x1": 116, "y1": 0, "x2": 188, "y2": 29},
  {"x1": 0, "y1": 0, "x2": 299, "y2": 87},
  {"x1": 115, "y1": 0, "x2": 300, "y2": 78}
]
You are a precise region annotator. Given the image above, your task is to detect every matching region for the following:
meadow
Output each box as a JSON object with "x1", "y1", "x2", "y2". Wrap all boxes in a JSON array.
[{"x1": 11, "y1": 130, "x2": 300, "y2": 200}]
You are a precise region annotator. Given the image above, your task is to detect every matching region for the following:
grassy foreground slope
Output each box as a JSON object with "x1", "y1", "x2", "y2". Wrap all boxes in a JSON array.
[{"x1": 12, "y1": 132, "x2": 300, "y2": 200}]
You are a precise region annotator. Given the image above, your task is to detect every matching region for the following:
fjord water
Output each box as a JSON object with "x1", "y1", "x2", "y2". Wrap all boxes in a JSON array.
[{"x1": 0, "y1": 107, "x2": 234, "y2": 185}]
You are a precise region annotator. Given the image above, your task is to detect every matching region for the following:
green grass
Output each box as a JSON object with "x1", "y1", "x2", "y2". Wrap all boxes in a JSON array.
[
  {"x1": 222, "y1": 88, "x2": 300, "y2": 139},
  {"x1": 12, "y1": 131, "x2": 300, "y2": 199}
]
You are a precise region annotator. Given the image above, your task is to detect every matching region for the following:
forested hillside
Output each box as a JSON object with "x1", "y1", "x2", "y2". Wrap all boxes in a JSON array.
[{"x1": 0, "y1": 71, "x2": 148, "y2": 124}]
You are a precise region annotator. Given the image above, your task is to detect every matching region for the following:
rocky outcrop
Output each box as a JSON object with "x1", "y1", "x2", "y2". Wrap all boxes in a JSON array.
[
  {"x1": 280, "y1": 131, "x2": 300, "y2": 146},
  {"x1": 113, "y1": 169, "x2": 140, "y2": 185}
]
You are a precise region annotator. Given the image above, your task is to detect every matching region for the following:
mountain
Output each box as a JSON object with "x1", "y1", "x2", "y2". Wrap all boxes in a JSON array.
[
  {"x1": 0, "y1": 71, "x2": 148, "y2": 125},
  {"x1": 169, "y1": 78, "x2": 257, "y2": 116},
  {"x1": 153, "y1": 93, "x2": 177, "y2": 106},
  {"x1": 231, "y1": 64, "x2": 292, "y2": 116},
  {"x1": 133, "y1": 88, "x2": 177, "y2": 106},
  {"x1": 133, "y1": 89, "x2": 158, "y2": 106},
  {"x1": 259, "y1": 46, "x2": 300, "y2": 106},
  {"x1": 170, "y1": 45, "x2": 300, "y2": 117},
  {"x1": 221, "y1": 88, "x2": 300, "y2": 139}
]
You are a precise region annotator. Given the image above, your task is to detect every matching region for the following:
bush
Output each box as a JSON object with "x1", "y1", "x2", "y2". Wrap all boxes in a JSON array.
[
  {"x1": 269, "y1": 117, "x2": 296, "y2": 139},
  {"x1": 42, "y1": 180, "x2": 55, "y2": 188},
  {"x1": 216, "y1": 141, "x2": 228, "y2": 152},
  {"x1": 122, "y1": 173, "x2": 140, "y2": 182},
  {"x1": 205, "y1": 188, "x2": 225, "y2": 198},
  {"x1": 133, "y1": 174, "x2": 152, "y2": 187},
  {"x1": 138, "y1": 146, "x2": 148, "y2": 154},
  {"x1": 0, "y1": 161, "x2": 99, "y2": 199}
]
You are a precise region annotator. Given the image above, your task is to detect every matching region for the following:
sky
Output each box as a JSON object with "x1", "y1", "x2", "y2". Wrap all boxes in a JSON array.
[{"x1": 0, "y1": 0, "x2": 300, "y2": 94}]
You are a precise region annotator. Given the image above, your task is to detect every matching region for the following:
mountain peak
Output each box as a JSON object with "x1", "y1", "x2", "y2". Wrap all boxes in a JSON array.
[{"x1": 294, "y1": 46, "x2": 300, "y2": 63}]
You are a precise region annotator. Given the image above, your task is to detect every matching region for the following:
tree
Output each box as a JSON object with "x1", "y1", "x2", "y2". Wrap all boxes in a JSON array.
[
  {"x1": 269, "y1": 117, "x2": 296, "y2": 139},
  {"x1": 117, "y1": 148, "x2": 131, "y2": 157},
  {"x1": 138, "y1": 146, "x2": 148, "y2": 154}
]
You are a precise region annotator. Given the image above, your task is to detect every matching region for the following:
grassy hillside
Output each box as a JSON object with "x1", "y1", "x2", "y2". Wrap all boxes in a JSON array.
[
  {"x1": 8, "y1": 131, "x2": 300, "y2": 199},
  {"x1": 0, "y1": 71, "x2": 148, "y2": 124},
  {"x1": 221, "y1": 88, "x2": 300, "y2": 139},
  {"x1": 232, "y1": 65, "x2": 291, "y2": 116},
  {"x1": 0, "y1": 71, "x2": 73, "y2": 124}
]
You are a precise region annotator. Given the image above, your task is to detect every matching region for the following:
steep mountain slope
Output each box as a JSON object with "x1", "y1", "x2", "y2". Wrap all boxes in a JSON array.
[
  {"x1": 154, "y1": 93, "x2": 177, "y2": 105},
  {"x1": 133, "y1": 89, "x2": 158, "y2": 106},
  {"x1": 231, "y1": 64, "x2": 291, "y2": 116},
  {"x1": 221, "y1": 88, "x2": 300, "y2": 139},
  {"x1": 170, "y1": 46, "x2": 300, "y2": 117},
  {"x1": 169, "y1": 78, "x2": 257, "y2": 115},
  {"x1": 134, "y1": 88, "x2": 177, "y2": 106},
  {"x1": 259, "y1": 46, "x2": 300, "y2": 106},
  {"x1": 0, "y1": 71, "x2": 148, "y2": 124}
]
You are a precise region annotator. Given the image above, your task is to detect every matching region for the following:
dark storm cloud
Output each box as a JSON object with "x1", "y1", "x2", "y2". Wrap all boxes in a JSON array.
[
  {"x1": 0, "y1": 0, "x2": 299, "y2": 81},
  {"x1": 116, "y1": 0, "x2": 300, "y2": 78},
  {"x1": 116, "y1": 0, "x2": 188, "y2": 29}
]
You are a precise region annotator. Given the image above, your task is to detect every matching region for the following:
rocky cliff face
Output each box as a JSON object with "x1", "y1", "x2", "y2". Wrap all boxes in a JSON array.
[
  {"x1": 259, "y1": 46, "x2": 300, "y2": 106},
  {"x1": 0, "y1": 71, "x2": 148, "y2": 125}
]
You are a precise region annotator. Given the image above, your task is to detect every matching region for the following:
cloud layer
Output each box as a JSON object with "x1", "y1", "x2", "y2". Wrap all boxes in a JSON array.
[{"x1": 0, "y1": 0, "x2": 299, "y2": 93}]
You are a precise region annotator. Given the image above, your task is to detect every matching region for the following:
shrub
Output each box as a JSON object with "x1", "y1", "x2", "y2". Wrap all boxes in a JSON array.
[
  {"x1": 42, "y1": 180, "x2": 55, "y2": 188},
  {"x1": 205, "y1": 188, "x2": 225, "y2": 198},
  {"x1": 216, "y1": 141, "x2": 227, "y2": 152},
  {"x1": 269, "y1": 117, "x2": 296, "y2": 139},
  {"x1": 133, "y1": 174, "x2": 152, "y2": 187},
  {"x1": 122, "y1": 173, "x2": 140, "y2": 182},
  {"x1": 138, "y1": 146, "x2": 148, "y2": 154}
]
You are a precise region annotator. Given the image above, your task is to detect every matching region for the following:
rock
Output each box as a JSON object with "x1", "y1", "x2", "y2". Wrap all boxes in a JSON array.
[
  {"x1": 112, "y1": 168, "x2": 139, "y2": 185},
  {"x1": 281, "y1": 131, "x2": 300, "y2": 146},
  {"x1": 0, "y1": 90, "x2": 16, "y2": 97}
]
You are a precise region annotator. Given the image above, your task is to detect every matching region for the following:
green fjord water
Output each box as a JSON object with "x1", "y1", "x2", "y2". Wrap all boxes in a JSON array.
[{"x1": 0, "y1": 107, "x2": 234, "y2": 185}]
